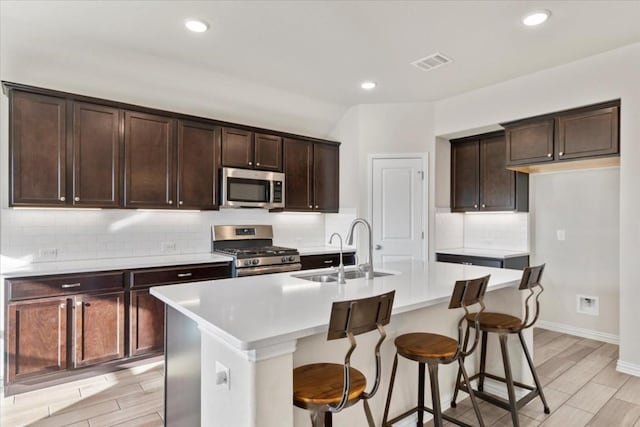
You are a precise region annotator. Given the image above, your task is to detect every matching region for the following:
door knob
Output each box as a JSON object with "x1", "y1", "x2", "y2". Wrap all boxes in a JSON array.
[{"x1": 375, "y1": 244, "x2": 382, "y2": 250}]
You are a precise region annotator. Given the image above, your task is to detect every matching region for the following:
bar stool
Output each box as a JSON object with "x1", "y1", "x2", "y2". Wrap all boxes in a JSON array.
[
  {"x1": 451, "y1": 264, "x2": 550, "y2": 427},
  {"x1": 293, "y1": 290, "x2": 395, "y2": 427},
  {"x1": 382, "y1": 275, "x2": 490, "y2": 427}
]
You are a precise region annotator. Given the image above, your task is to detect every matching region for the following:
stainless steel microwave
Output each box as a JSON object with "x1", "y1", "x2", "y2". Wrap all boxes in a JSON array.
[{"x1": 220, "y1": 167, "x2": 285, "y2": 209}]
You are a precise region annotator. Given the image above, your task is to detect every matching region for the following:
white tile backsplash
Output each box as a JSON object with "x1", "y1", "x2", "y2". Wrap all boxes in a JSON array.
[
  {"x1": 435, "y1": 212, "x2": 464, "y2": 249},
  {"x1": 463, "y1": 212, "x2": 528, "y2": 251},
  {"x1": 0, "y1": 207, "x2": 329, "y2": 266}
]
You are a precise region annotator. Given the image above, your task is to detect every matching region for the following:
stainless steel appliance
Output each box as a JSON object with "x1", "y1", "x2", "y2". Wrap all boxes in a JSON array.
[
  {"x1": 212, "y1": 225, "x2": 301, "y2": 276},
  {"x1": 220, "y1": 167, "x2": 284, "y2": 209}
]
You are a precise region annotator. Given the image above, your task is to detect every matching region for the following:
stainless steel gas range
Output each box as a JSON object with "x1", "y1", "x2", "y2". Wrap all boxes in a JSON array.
[{"x1": 212, "y1": 225, "x2": 301, "y2": 277}]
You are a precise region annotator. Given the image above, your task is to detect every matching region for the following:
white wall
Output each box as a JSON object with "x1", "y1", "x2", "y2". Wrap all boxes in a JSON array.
[
  {"x1": 530, "y1": 168, "x2": 619, "y2": 337},
  {"x1": 331, "y1": 103, "x2": 436, "y2": 259},
  {"x1": 434, "y1": 42, "x2": 640, "y2": 370}
]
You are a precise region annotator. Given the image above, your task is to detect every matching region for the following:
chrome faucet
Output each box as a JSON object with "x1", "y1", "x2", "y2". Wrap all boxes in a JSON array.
[
  {"x1": 346, "y1": 218, "x2": 374, "y2": 280},
  {"x1": 328, "y1": 232, "x2": 346, "y2": 284}
]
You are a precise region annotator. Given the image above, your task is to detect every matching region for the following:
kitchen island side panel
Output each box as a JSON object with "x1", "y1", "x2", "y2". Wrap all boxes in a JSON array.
[{"x1": 165, "y1": 305, "x2": 201, "y2": 426}]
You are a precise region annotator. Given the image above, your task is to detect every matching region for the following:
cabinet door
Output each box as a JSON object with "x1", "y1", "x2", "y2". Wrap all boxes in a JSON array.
[
  {"x1": 284, "y1": 138, "x2": 313, "y2": 210},
  {"x1": 480, "y1": 135, "x2": 516, "y2": 211},
  {"x1": 74, "y1": 292, "x2": 125, "y2": 367},
  {"x1": 313, "y1": 143, "x2": 339, "y2": 212},
  {"x1": 72, "y1": 102, "x2": 120, "y2": 207},
  {"x1": 505, "y1": 119, "x2": 554, "y2": 165},
  {"x1": 124, "y1": 111, "x2": 176, "y2": 208},
  {"x1": 254, "y1": 133, "x2": 282, "y2": 171},
  {"x1": 10, "y1": 91, "x2": 67, "y2": 206},
  {"x1": 177, "y1": 120, "x2": 219, "y2": 209},
  {"x1": 451, "y1": 140, "x2": 479, "y2": 211},
  {"x1": 130, "y1": 289, "x2": 165, "y2": 356},
  {"x1": 7, "y1": 297, "x2": 68, "y2": 383},
  {"x1": 221, "y1": 127, "x2": 254, "y2": 169},
  {"x1": 556, "y1": 106, "x2": 619, "y2": 160}
]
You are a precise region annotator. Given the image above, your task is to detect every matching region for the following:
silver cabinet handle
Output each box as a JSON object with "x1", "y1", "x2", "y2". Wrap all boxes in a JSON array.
[
  {"x1": 473, "y1": 204, "x2": 478, "y2": 209},
  {"x1": 179, "y1": 201, "x2": 184, "y2": 205},
  {"x1": 168, "y1": 200, "x2": 173, "y2": 204},
  {"x1": 248, "y1": 161, "x2": 253, "y2": 166},
  {"x1": 76, "y1": 300, "x2": 83, "y2": 306},
  {"x1": 375, "y1": 244, "x2": 382, "y2": 250},
  {"x1": 256, "y1": 162, "x2": 260, "y2": 166},
  {"x1": 481, "y1": 204, "x2": 486, "y2": 208},
  {"x1": 60, "y1": 196, "x2": 66, "y2": 201},
  {"x1": 308, "y1": 205, "x2": 312, "y2": 209},
  {"x1": 59, "y1": 303, "x2": 66, "y2": 309},
  {"x1": 547, "y1": 153, "x2": 552, "y2": 157},
  {"x1": 323, "y1": 260, "x2": 334, "y2": 264},
  {"x1": 315, "y1": 205, "x2": 319, "y2": 209},
  {"x1": 61, "y1": 283, "x2": 81, "y2": 288},
  {"x1": 74, "y1": 196, "x2": 80, "y2": 201},
  {"x1": 177, "y1": 272, "x2": 193, "y2": 278},
  {"x1": 559, "y1": 151, "x2": 564, "y2": 156}
]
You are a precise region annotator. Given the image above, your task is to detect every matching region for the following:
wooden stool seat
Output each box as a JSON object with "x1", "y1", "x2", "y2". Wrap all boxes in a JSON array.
[
  {"x1": 466, "y1": 312, "x2": 523, "y2": 332},
  {"x1": 293, "y1": 363, "x2": 366, "y2": 408},
  {"x1": 395, "y1": 333, "x2": 458, "y2": 361}
]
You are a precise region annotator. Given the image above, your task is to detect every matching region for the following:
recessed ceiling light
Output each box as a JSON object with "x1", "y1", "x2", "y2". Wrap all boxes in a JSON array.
[
  {"x1": 522, "y1": 10, "x2": 551, "y2": 26},
  {"x1": 185, "y1": 19, "x2": 209, "y2": 33},
  {"x1": 361, "y1": 81, "x2": 377, "y2": 90}
]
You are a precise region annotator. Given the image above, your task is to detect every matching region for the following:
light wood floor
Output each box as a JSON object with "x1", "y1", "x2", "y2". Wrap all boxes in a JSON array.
[{"x1": 1, "y1": 329, "x2": 639, "y2": 426}]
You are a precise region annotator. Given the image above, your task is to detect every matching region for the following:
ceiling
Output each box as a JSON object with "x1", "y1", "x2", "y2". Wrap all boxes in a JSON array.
[{"x1": 2, "y1": 1, "x2": 640, "y2": 107}]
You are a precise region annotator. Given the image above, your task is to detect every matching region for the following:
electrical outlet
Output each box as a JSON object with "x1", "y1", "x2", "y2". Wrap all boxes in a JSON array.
[
  {"x1": 556, "y1": 229, "x2": 566, "y2": 241},
  {"x1": 215, "y1": 361, "x2": 230, "y2": 390},
  {"x1": 36, "y1": 248, "x2": 58, "y2": 261},
  {"x1": 577, "y1": 295, "x2": 599, "y2": 316},
  {"x1": 161, "y1": 242, "x2": 177, "y2": 252}
]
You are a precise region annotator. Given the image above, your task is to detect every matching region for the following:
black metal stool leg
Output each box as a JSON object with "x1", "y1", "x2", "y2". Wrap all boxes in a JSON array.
[
  {"x1": 518, "y1": 331, "x2": 551, "y2": 414},
  {"x1": 428, "y1": 363, "x2": 443, "y2": 427},
  {"x1": 418, "y1": 362, "x2": 426, "y2": 426},
  {"x1": 382, "y1": 353, "x2": 399, "y2": 426},
  {"x1": 478, "y1": 330, "x2": 488, "y2": 392},
  {"x1": 459, "y1": 357, "x2": 485, "y2": 427},
  {"x1": 451, "y1": 324, "x2": 470, "y2": 408},
  {"x1": 499, "y1": 334, "x2": 520, "y2": 427},
  {"x1": 324, "y1": 412, "x2": 332, "y2": 427},
  {"x1": 363, "y1": 399, "x2": 375, "y2": 427}
]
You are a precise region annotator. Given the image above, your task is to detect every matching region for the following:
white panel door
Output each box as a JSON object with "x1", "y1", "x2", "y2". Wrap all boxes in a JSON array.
[{"x1": 371, "y1": 157, "x2": 425, "y2": 264}]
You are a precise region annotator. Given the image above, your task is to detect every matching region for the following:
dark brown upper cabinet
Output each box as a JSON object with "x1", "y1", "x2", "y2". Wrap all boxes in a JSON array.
[
  {"x1": 221, "y1": 127, "x2": 283, "y2": 172},
  {"x1": 124, "y1": 111, "x2": 176, "y2": 208},
  {"x1": 503, "y1": 100, "x2": 620, "y2": 171},
  {"x1": 283, "y1": 138, "x2": 339, "y2": 212},
  {"x1": 10, "y1": 91, "x2": 67, "y2": 206},
  {"x1": 177, "y1": 120, "x2": 219, "y2": 209},
  {"x1": 451, "y1": 132, "x2": 528, "y2": 212},
  {"x1": 72, "y1": 102, "x2": 120, "y2": 207}
]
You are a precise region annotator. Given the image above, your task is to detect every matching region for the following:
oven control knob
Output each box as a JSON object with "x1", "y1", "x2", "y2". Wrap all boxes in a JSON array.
[
  {"x1": 252, "y1": 259, "x2": 259, "y2": 265},
  {"x1": 288, "y1": 256, "x2": 296, "y2": 262},
  {"x1": 244, "y1": 260, "x2": 251, "y2": 266},
  {"x1": 281, "y1": 256, "x2": 288, "y2": 263}
]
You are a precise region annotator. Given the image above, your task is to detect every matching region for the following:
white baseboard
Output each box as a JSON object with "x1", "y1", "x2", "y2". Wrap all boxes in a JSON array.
[
  {"x1": 482, "y1": 378, "x2": 529, "y2": 400},
  {"x1": 616, "y1": 360, "x2": 640, "y2": 377},
  {"x1": 536, "y1": 320, "x2": 619, "y2": 345}
]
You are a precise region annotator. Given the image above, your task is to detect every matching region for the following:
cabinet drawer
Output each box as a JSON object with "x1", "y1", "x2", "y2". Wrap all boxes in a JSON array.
[
  {"x1": 300, "y1": 253, "x2": 356, "y2": 270},
  {"x1": 436, "y1": 254, "x2": 503, "y2": 269},
  {"x1": 129, "y1": 263, "x2": 231, "y2": 288},
  {"x1": 7, "y1": 272, "x2": 124, "y2": 301}
]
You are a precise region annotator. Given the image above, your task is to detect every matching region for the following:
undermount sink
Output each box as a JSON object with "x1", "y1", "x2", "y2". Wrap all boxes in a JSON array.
[{"x1": 292, "y1": 270, "x2": 394, "y2": 283}]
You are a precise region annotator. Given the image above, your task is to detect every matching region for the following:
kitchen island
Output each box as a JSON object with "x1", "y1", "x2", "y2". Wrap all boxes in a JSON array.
[{"x1": 151, "y1": 260, "x2": 529, "y2": 426}]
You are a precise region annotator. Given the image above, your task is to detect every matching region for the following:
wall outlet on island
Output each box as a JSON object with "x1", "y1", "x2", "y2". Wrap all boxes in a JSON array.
[
  {"x1": 36, "y1": 247, "x2": 58, "y2": 261},
  {"x1": 556, "y1": 229, "x2": 566, "y2": 241},
  {"x1": 161, "y1": 242, "x2": 177, "y2": 252}
]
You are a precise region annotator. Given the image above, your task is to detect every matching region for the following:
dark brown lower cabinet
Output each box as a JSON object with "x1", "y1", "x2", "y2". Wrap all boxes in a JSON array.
[
  {"x1": 300, "y1": 253, "x2": 357, "y2": 270},
  {"x1": 130, "y1": 289, "x2": 165, "y2": 356},
  {"x1": 7, "y1": 297, "x2": 68, "y2": 383},
  {"x1": 436, "y1": 253, "x2": 529, "y2": 270},
  {"x1": 74, "y1": 292, "x2": 125, "y2": 367}
]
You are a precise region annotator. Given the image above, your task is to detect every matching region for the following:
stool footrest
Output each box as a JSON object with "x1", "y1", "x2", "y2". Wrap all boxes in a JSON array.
[
  {"x1": 456, "y1": 380, "x2": 543, "y2": 411},
  {"x1": 468, "y1": 372, "x2": 537, "y2": 392},
  {"x1": 385, "y1": 405, "x2": 476, "y2": 427}
]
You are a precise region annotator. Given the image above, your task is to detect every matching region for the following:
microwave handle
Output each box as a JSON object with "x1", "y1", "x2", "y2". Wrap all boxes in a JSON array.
[{"x1": 269, "y1": 180, "x2": 274, "y2": 203}]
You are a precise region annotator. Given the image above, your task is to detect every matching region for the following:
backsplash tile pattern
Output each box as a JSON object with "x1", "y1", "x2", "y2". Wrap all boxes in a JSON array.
[
  {"x1": 0, "y1": 208, "x2": 329, "y2": 267},
  {"x1": 463, "y1": 212, "x2": 528, "y2": 251}
]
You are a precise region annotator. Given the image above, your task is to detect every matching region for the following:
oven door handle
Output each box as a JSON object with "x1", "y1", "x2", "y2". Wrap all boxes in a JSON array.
[{"x1": 236, "y1": 263, "x2": 302, "y2": 277}]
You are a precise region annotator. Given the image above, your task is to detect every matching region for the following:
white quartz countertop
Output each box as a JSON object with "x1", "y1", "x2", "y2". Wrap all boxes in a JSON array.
[
  {"x1": 436, "y1": 248, "x2": 529, "y2": 259},
  {"x1": 0, "y1": 253, "x2": 234, "y2": 278},
  {"x1": 297, "y1": 246, "x2": 356, "y2": 256},
  {"x1": 151, "y1": 260, "x2": 523, "y2": 352}
]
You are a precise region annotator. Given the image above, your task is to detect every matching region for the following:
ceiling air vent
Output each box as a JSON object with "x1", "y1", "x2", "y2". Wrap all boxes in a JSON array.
[{"x1": 411, "y1": 52, "x2": 453, "y2": 72}]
